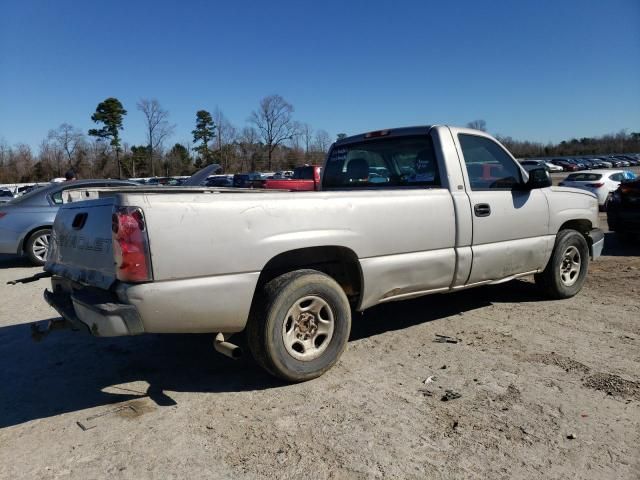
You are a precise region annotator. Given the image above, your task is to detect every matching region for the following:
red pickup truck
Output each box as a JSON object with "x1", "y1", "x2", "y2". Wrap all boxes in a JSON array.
[{"x1": 264, "y1": 165, "x2": 322, "y2": 191}]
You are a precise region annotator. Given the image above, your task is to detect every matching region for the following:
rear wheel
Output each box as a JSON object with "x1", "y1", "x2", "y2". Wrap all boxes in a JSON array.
[
  {"x1": 535, "y1": 229, "x2": 589, "y2": 299},
  {"x1": 247, "y1": 269, "x2": 351, "y2": 382},
  {"x1": 25, "y1": 228, "x2": 52, "y2": 266}
]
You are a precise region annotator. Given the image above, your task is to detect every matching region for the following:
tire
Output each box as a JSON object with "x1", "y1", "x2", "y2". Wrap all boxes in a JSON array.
[
  {"x1": 535, "y1": 229, "x2": 589, "y2": 299},
  {"x1": 25, "y1": 228, "x2": 52, "y2": 266},
  {"x1": 246, "y1": 269, "x2": 351, "y2": 382}
]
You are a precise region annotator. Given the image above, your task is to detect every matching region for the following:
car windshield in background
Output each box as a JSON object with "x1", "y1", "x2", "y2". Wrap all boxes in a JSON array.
[
  {"x1": 323, "y1": 135, "x2": 440, "y2": 189},
  {"x1": 566, "y1": 173, "x2": 603, "y2": 181}
]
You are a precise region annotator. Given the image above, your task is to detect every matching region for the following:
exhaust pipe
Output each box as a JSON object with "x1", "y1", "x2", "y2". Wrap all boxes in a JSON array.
[{"x1": 214, "y1": 333, "x2": 242, "y2": 359}]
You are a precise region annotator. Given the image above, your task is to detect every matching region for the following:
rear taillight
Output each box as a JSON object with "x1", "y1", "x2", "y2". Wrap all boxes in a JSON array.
[
  {"x1": 0, "y1": 212, "x2": 6, "y2": 219},
  {"x1": 585, "y1": 182, "x2": 604, "y2": 188},
  {"x1": 112, "y1": 206, "x2": 152, "y2": 282}
]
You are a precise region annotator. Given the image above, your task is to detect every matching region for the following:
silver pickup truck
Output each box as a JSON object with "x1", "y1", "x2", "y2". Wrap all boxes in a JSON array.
[{"x1": 43, "y1": 126, "x2": 603, "y2": 381}]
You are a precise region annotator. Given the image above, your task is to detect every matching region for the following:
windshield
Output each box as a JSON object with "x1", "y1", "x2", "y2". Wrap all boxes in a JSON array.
[{"x1": 323, "y1": 135, "x2": 440, "y2": 189}]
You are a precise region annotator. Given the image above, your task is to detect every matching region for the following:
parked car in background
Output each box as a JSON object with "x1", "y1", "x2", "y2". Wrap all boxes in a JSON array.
[
  {"x1": 610, "y1": 157, "x2": 630, "y2": 167},
  {"x1": 205, "y1": 175, "x2": 234, "y2": 187},
  {"x1": 145, "y1": 176, "x2": 183, "y2": 186},
  {"x1": 607, "y1": 178, "x2": 640, "y2": 239},
  {"x1": 544, "y1": 161, "x2": 563, "y2": 172},
  {"x1": 588, "y1": 158, "x2": 613, "y2": 168},
  {"x1": 233, "y1": 172, "x2": 264, "y2": 188},
  {"x1": 616, "y1": 155, "x2": 640, "y2": 166},
  {"x1": 0, "y1": 179, "x2": 138, "y2": 265},
  {"x1": 264, "y1": 165, "x2": 323, "y2": 191},
  {"x1": 594, "y1": 157, "x2": 623, "y2": 168},
  {"x1": 566, "y1": 159, "x2": 588, "y2": 170},
  {"x1": 559, "y1": 170, "x2": 637, "y2": 210},
  {"x1": 520, "y1": 160, "x2": 550, "y2": 172},
  {"x1": 550, "y1": 159, "x2": 579, "y2": 172},
  {"x1": 0, "y1": 189, "x2": 14, "y2": 204}
]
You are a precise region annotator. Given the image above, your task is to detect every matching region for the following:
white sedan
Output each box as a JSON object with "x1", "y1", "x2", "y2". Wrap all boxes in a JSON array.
[
  {"x1": 544, "y1": 161, "x2": 564, "y2": 172},
  {"x1": 559, "y1": 169, "x2": 637, "y2": 210}
]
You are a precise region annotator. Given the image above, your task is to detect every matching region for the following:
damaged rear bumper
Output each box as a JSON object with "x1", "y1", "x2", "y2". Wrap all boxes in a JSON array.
[{"x1": 44, "y1": 277, "x2": 144, "y2": 337}]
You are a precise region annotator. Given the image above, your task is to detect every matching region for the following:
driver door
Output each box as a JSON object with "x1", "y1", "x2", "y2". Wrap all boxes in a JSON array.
[{"x1": 454, "y1": 132, "x2": 552, "y2": 284}]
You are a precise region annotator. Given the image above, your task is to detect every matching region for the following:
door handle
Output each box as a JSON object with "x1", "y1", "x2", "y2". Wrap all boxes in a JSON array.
[{"x1": 474, "y1": 203, "x2": 491, "y2": 217}]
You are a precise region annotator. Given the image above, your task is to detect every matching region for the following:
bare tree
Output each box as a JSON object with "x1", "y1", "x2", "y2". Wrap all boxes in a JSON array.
[
  {"x1": 300, "y1": 123, "x2": 313, "y2": 154},
  {"x1": 237, "y1": 127, "x2": 260, "y2": 172},
  {"x1": 466, "y1": 119, "x2": 487, "y2": 131},
  {"x1": 313, "y1": 129, "x2": 332, "y2": 153},
  {"x1": 38, "y1": 139, "x2": 64, "y2": 178},
  {"x1": 249, "y1": 94, "x2": 297, "y2": 170},
  {"x1": 48, "y1": 123, "x2": 84, "y2": 167},
  {"x1": 137, "y1": 98, "x2": 175, "y2": 176},
  {"x1": 212, "y1": 107, "x2": 237, "y2": 171}
]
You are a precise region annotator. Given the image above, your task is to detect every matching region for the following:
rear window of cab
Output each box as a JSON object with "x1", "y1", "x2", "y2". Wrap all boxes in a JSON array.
[{"x1": 323, "y1": 135, "x2": 441, "y2": 189}]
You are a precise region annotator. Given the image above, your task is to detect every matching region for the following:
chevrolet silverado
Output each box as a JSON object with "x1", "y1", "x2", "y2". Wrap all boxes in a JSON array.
[{"x1": 41, "y1": 126, "x2": 604, "y2": 381}]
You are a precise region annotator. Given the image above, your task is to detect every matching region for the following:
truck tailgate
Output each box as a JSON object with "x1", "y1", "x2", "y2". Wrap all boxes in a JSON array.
[{"x1": 45, "y1": 197, "x2": 117, "y2": 289}]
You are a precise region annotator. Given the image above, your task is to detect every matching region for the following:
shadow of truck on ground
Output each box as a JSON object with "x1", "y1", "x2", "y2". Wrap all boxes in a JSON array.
[{"x1": 0, "y1": 280, "x2": 547, "y2": 428}]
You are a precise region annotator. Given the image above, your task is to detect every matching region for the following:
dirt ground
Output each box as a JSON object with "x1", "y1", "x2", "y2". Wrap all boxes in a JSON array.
[{"x1": 0, "y1": 216, "x2": 639, "y2": 479}]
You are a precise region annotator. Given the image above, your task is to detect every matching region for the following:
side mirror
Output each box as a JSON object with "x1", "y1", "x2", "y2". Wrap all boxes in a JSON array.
[{"x1": 523, "y1": 167, "x2": 552, "y2": 189}]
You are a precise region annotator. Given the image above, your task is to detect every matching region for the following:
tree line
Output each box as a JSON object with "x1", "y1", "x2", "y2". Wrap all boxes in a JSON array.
[
  {"x1": 466, "y1": 119, "x2": 640, "y2": 159},
  {"x1": 0, "y1": 94, "x2": 341, "y2": 183},
  {"x1": 0, "y1": 111, "x2": 638, "y2": 184}
]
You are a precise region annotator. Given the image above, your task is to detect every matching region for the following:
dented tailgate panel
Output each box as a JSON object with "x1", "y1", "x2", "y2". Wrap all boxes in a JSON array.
[{"x1": 45, "y1": 197, "x2": 118, "y2": 289}]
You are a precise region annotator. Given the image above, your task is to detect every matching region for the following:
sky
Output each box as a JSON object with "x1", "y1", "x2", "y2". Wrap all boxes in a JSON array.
[{"x1": 1, "y1": 0, "x2": 639, "y2": 151}]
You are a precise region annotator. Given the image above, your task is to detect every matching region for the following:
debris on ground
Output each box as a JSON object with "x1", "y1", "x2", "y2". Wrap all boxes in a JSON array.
[
  {"x1": 567, "y1": 433, "x2": 577, "y2": 440},
  {"x1": 417, "y1": 388, "x2": 433, "y2": 397},
  {"x1": 441, "y1": 390, "x2": 462, "y2": 402},
  {"x1": 423, "y1": 375, "x2": 436, "y2": 384},
  {"x1": 434, "y1": 334, "x2": 460, "y2": 344}
]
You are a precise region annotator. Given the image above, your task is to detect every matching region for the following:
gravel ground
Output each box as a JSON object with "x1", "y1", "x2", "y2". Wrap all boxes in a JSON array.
[{"x1": 1, "y1": 216, "x2": 639, "y2": 479}]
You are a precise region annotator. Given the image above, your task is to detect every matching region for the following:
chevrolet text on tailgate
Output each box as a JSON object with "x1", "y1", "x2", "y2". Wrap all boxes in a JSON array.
[{"x1": 43, "y1": 126, "x2": 604, "y2": 382}]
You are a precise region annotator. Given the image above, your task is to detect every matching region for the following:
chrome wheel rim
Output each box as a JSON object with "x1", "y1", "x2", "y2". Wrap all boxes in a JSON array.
[
  {"x1": 32, "y1": 232, "x2": 51, "y2": 262},
  {"x1": 559, "y1": 245, "x2": 581, "y2": 287},
  {"x1": 282, "y1": 295, "x2": 335, "y2": 361}
]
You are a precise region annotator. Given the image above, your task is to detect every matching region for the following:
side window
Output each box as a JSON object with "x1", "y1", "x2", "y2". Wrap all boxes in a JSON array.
[
  {"x1": 458, "y1": 134, "x2": 522, "y2": 190},
  {"x1": 51, "y1": 191, "x2": 63, "y2": 205},
  {"x1": 609, "y1": 173, "x2": 622, "y2": 182}
]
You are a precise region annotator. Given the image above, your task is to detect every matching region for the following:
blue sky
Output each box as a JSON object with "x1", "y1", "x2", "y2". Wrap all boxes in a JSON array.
[{"x1": 1, "y1": 0, "x2": 639, "y2": 150}]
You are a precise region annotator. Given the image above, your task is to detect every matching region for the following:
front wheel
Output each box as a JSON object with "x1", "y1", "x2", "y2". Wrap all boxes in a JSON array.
[
  {"x1": 25, "y1": 228, "x2": 52, "y2": 266},
  {"x1": 247, "y1": 269, "x2": 352, "y2": 382},
  {"x1": 535, "y1": 229, "x2": 589, "y2": 299}
]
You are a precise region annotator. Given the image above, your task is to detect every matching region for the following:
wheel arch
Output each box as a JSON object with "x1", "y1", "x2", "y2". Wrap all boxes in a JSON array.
[
  {"x1": 253, "y1": 246, "x2": 363, "y2": 308},
  {"x1": 19, "y1": 225, "x2": 52, "y2": 254},
  {"x1": 557, "y1": 219, "x2": 595, "y2": 258}
]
